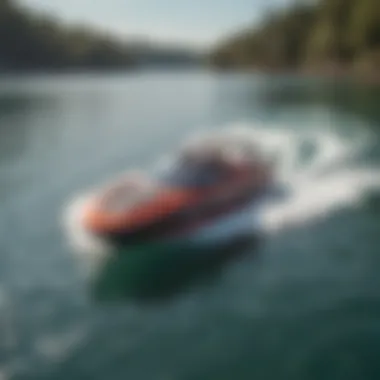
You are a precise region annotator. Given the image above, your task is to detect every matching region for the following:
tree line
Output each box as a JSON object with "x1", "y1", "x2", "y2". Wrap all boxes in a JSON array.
[
  {"x1": 210, "y1": 0, "x2": 380, "y2": 76},
  {"x1": 0, "y1": 0, "x2": 199, "y2": 72}
]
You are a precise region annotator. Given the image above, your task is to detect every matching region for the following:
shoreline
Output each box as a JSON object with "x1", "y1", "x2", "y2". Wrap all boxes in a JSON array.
[
  {"x1": 210, "y1": 65, "x2": 380, "y2": 86},
  {"x1": 0, "y1": 65, "x2": 379, "y2": 87}
]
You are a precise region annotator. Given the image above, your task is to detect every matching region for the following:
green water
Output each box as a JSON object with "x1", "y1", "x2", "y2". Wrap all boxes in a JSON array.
[{"x1": 1, "y1": 70, "x2": 380, "y2": 380}]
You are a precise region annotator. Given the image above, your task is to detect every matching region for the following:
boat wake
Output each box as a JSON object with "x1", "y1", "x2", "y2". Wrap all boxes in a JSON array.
[
  {"x1": 248, "y1": 124, "x2": 380, "y2": 234},
  {"x1": 63, "y1": 121, "x2": 380, "y2": 258}
]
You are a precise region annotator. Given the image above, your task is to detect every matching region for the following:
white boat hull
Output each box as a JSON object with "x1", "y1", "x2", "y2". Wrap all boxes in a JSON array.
[{"x1": 161, "y1": 200, "x2": 262, "y2": 247}]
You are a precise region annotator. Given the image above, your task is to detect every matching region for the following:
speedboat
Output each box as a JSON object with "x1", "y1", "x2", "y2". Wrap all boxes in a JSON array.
[{"x1": 77, "y1": 132, "x2": 274, "y2": 248}]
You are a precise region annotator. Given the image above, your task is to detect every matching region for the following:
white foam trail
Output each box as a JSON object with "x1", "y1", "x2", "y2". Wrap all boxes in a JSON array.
[
  {"x1": 261, "y1": 169, "x2": 380, "y2": 234},
  {"x1": 62, "y1": 195, "x2": 111, "y2": 260},
  {"x1": 251, "y1": 124, "x2": 380, "y2": 234}
]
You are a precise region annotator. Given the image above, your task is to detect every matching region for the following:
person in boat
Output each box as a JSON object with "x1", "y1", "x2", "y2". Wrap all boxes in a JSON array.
[{"x1": 162, "y1": 145, "x2": 230, "y2": 188}]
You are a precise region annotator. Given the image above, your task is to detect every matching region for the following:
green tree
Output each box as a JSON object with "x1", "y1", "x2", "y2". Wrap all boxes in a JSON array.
[{"x1": 210, "y1": 0, "x2": 380, "y2": 75}]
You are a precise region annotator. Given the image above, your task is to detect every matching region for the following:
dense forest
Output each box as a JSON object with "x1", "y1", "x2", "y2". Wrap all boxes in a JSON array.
[
  {"x1": 210, "y1": 0, "x2": 380, "y2": 77},
  {"x1": 0, "y1": 0, "x2": 199, "y2": 72}
]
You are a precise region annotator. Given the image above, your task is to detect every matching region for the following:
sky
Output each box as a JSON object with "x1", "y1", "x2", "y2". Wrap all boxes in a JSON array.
[{"x1": 19, "y1": 0, "x2": 291, "y2": 49}]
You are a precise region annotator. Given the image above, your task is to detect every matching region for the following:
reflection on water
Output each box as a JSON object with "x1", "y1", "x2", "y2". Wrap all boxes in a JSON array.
[
  {"x1": 257, "y1": 79, "x2": 380, "y2": 127},
  {"x1": 93, "y1": 236, "x2": 261, "y2": 303},
  {"x1": 0, "y1": 96, "x2": 37, "y2": 163}
]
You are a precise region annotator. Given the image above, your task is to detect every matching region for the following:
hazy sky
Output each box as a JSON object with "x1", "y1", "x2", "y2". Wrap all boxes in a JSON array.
[{"x1": 20, "y1": 0, "x2": 290, "y2": 48}]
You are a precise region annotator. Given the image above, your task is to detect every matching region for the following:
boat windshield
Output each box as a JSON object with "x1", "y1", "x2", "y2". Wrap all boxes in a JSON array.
[{"x1": 161, "y1": 160, "x2": 226, "y2": 188}]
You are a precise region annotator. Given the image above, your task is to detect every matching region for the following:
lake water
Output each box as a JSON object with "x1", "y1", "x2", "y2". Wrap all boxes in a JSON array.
[{"x1": 1, "y1": 70, "x2": 380, "y2": 380}]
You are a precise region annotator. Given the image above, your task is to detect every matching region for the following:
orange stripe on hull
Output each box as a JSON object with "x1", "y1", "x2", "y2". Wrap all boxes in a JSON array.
[{"x1": 83, "y1": 190, "x2": 199, "y2": 234}]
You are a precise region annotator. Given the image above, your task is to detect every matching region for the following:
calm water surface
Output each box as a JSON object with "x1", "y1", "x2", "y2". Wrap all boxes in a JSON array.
[{"x1": 1, "y1": 70, "x2": 380, "y2": 380}]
